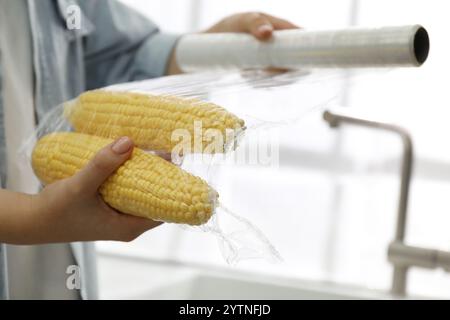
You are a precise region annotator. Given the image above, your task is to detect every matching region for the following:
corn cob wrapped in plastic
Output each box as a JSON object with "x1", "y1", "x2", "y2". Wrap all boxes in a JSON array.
[
  {"x1": 27, "y1": 71, "x2": 300, "y2": 264},
  {"x1": 32, "y1": 132, "x2": 218, "y2": 225},
  {"x1": 63, "y1": 90, "x2": 245, "y2": 154}
]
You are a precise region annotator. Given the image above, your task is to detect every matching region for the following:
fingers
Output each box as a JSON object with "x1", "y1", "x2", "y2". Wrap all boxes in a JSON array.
[
  {"x1": 262, "y1": 13, "x2": 300, "y2": 30},
  {"x1": 243, "y1": 12, "x2": 274, "y2": 40},
  {"x1": 206, "y1": 12, "x2": 300, "y2": 41},
  {"x1": 71, "y1": 137, "x2": 134, "y2": 195},
  {"x1": 108, "y1": 209, "x2": 164, "y2": 242},
  {"x1": 242, "y1": 12, "x2": 300, "y2": 40}
]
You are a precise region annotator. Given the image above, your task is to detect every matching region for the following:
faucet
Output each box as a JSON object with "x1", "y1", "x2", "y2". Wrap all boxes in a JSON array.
[{"x1": 323, "y1": 109, "x2": 450, "y2": 296}]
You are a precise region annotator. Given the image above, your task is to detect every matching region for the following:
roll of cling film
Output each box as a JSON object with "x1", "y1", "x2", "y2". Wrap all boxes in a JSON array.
[{"x1": 176, "y1": 25, "x2": 429, "y2": 72}]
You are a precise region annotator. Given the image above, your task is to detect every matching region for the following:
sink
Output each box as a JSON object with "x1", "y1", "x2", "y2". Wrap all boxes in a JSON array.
[
  {"x1": 130, "y1": 274, "x2": 389, "y2": 300},
  {"x1": 98, "y1": 254, "x2": 414, "y2": 300}
]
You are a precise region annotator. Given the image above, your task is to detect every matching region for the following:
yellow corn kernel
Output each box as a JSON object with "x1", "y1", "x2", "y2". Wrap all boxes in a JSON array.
[
  {"x1": 32, "y1": 132, "x2": 217, "y2": 225},
  {"x1": 64, "y1": 90, "x2": 245, "y2": 154}
]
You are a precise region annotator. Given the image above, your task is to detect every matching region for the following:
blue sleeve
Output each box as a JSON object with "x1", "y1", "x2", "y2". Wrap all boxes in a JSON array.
[{"x1": 79, "y1": 0, "x2": 180, "y2": 90}]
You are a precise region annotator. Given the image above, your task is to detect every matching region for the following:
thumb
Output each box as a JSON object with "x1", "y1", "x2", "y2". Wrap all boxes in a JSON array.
[
  {"x1": 244, "y1": 13, "x2": 274, "y2": 40},
  {"x1": 73, "y1": 136, "x2": 134, "y2": 194}
]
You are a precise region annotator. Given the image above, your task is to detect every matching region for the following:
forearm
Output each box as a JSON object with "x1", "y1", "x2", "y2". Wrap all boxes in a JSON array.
[{"x1": 0, "y1": 189, "x2": 36, "y2": 244}]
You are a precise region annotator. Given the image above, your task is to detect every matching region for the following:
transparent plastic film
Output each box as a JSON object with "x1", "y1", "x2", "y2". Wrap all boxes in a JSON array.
[{"x1": 24, "y1": 68, "x2": 398, "y2": 264}]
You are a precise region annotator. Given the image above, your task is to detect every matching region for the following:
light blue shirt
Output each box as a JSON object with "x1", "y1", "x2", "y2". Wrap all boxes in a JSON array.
[{"x1": 0, "y1": 0, "x2": 179, "y2": 299}]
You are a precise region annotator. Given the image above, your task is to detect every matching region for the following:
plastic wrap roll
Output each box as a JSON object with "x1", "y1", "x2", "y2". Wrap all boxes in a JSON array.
[{"x1": 176, "y1": 25, "x2": 429, "y2": 71}]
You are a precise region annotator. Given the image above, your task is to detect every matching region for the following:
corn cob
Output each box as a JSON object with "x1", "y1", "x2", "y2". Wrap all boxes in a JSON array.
[
  {"x1": 64, "y1": 90, "x2": 245, "y2": 154},
  {"x1": 32, "y1": 132, "x2": 217, "y2": 225}
]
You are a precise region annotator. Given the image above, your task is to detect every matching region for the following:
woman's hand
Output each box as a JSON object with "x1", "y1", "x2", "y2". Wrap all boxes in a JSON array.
[
  {"x1": 0, "y1": 137, "x2": 161, "y2": 245},
  {"x1": 167, "y1": 12, "x2": 299, "y2": 74},
  {"x1": 204, "y1": 12, "x2": 299, "y2": 40}
]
